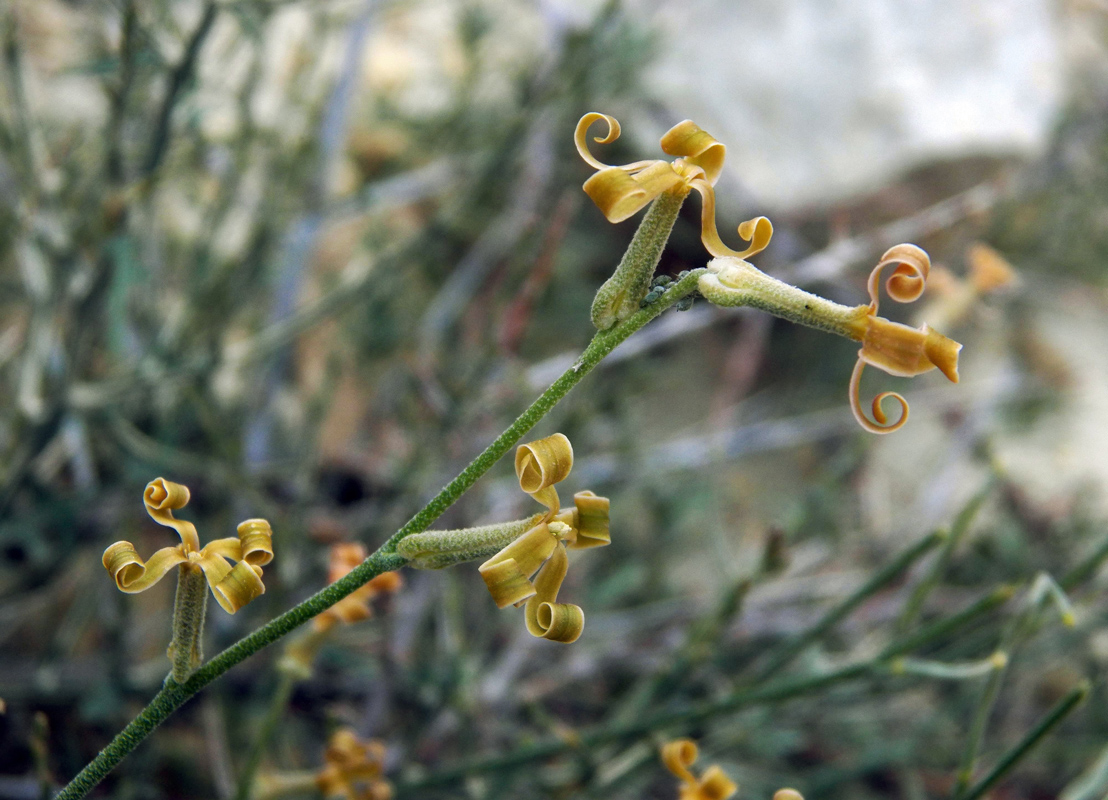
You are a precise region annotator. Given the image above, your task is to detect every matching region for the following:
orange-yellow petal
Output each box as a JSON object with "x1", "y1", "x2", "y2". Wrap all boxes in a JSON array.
[
  {"x1": 582, "y1": 162, "x2": 685, "y2": 223},
  {"x1": 102, "y1": 542, "x2": 187, "y2": 593},
  {"x1": 567, "y1": 490, "x2": 610, "y2": 550},
  {"x1": 515, "y1": 433, "x2": 574, "y2": 498},
  {"x1": 209, "y1": 561, "x2": 265, "y2": 614},
  {"x1": 143, "y1": 478, "x2": 201, "y2": 552},
  {"x1": 237, "y1": 518, "x2": 274, "y2": 567},
  {"x1": 659, "y1": 119, "x2": 726, "y2": 186}
]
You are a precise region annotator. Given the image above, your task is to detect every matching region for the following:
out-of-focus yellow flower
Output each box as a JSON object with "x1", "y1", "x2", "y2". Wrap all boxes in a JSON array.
[
  {"x1": 576, "y1": 112, "x2": 773, "y2": 262},
  {"x1": 314, "y1": 543, "x2": 403, "y2": 632},
  {"x1": 315, "y1": 728, "x2": 391, "y2": 800},
  {"x1": 662, "y1": 739, "x2": 737, "y2": 800},
  {"x1": 101, "y1": 478, "x2": 273, "y2": 613},
  {"x1": 478, "y1": 433, "x2": 610, "y2": 643}
]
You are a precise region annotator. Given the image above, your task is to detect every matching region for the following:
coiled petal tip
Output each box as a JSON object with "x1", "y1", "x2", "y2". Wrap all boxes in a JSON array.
[
  {"x1": 144, "y1": 477, "x2": 190, "y2": 511},
  {"x1": 237, "y1": 518, "x2": 274, "y2": 567}
]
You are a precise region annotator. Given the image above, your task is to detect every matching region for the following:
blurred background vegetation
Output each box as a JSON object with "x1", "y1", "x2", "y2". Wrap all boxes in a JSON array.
[{"x1": 3, "y1": 0, "x2": 1108, "y2": 798}]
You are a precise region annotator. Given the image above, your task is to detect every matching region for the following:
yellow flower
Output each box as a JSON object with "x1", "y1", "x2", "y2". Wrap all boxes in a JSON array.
[
  {"x1": 845, "y1": 244, "x2": 962, "y2": 433},
  {"x1": 576, "y1": 112, "x2": 773, "y2": 262},
  {"x1": 315, "y1": 728, "x2": 391, "y2": 800},
  {"x1": 662, "y1": 739, "x2": 738, "y2": 800},
  {"x1": 478, "y1": 433, "x2": 610, "y2": 643},
  {"x1": 101, "y1": 478, "x2": 273, "y2": 614},
  {"x1": 314, "y1": 543, "x2": 403, "y2": 632}
]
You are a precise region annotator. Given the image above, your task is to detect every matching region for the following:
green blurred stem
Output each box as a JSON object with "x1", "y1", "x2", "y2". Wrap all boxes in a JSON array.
[
  {"x1": 956, "y1": 683, "x2": 1089, "y2": 800},
  {"x1": 233, "y1": 670, "x2": 297, "y2": 800},
  {"x1": 897, "y1": 483, "x2": 993, "y2": 634},
  {"x1": 55, "y1": 266, "x2": 707, "y2": 796},
  {"x1": 396, "y1": 585, "x2": 1014, "y2": 793},
  {"x1": 752, "y1": 530, "x2": 947, "y2": 680}
]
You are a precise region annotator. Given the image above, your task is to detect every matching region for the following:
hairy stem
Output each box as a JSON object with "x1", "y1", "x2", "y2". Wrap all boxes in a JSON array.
[
  {"x1": 56, "y1": 263, "x2": 706, "y2": 798},
  {"x1": 168, "y1": 564, "x2": 208, "y2": 684}
]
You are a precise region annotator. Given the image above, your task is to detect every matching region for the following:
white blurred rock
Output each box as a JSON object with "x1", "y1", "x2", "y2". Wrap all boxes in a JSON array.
[{"x1": 632, "y1": 0, "x2": 1064, "y2": 209}]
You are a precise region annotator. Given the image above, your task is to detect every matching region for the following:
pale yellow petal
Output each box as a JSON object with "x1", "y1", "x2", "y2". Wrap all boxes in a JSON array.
[
  {"x1": 849, "y1": 358, "x2": 909, "y2": 435},
  {"x1": 691, "y1": 180, "x2": 773, "y2": 260},
  {"x1": 661, "y1": 739, "x2": 699, "y2": 785},
  {"x1": 582, "y1": 162, "x2": 684, "y2": 223},
  {"x1": 515, "y1": 433, "x2": 574, "y2": 495},
  {"x1": 102, "y1": 542, "x2": 187, "y2": 593},
  {"x1": 237, "y1": 518, "x2": 274, "y2": 566},
  {"x1": 659, "y1": 120, "x2": 726, "y2": 185},
  {"x1": 697, "y1": 765, "x2": 738, "y2": 800},
  {"x1": 567, "y1": 491, "x2": 610, "y2": 550},
  {"x1": 478, "y1": 523, "x2": 559, "y2": 607},
  {"x1": 868, "y1": 243, "x2": 931, "y2": 310},
  {"x1": 143, "y1": 478, "x2": 201, "y2": 553},
  {"x1": 210, "y1": 561, "x2": 265, "y2": 614}
]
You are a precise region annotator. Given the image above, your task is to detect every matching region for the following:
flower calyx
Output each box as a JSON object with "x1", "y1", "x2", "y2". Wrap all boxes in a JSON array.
[
  {"x1": 477, "y1": 433, "x2": 610, "y2": 643},
  {"x1": 102, "y1": 478, "x2": 274, "y2": 614}
]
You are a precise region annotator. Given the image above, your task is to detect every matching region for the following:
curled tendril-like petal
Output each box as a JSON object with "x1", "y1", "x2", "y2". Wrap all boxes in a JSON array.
[
  {"x1": 574, "y1": 113, "x2": 656, "y2": 173},
  {"x1": 564, "y1": 491, "x2": 610, "y2": 549},
  {"x1": 867, "y1": 243, "x2": 931, "y2": 312},
  {"x1": 144, "y1": 477, "x2": 201, "y2": 552},
  {"x1": 660, "y1": 120, "x2": 726, "y2": 186},
  {"x1": 478, "y1": 522, "x2": 563, "y2": 607},
  {"x1": 102, "y1": 541, "x2": 186, "y2": 593},
  {"x1": 524, "y1": 544, "x2": 584, "y2": 643},
  {"x1": 515, "y1": 432, "x2": 574, "y2": 513},
  {"x1": 662, "y1": 739, "x2": 738, "y2": 800},
  {"x1": 849, "y1": 359, "x2": 910, "y2": 435},
  {"x1": 209, "y1": 560, "x2": 265, "y2": 614},
  {"x1": 237, "y1": 518, "x2": 274, "y2": 567},
  {"x1": 690, "y1": 180, "x2": 773, "y2": 260},
  {"x1": 582, "y1": 162, "x2": 686, "y2": 223}
]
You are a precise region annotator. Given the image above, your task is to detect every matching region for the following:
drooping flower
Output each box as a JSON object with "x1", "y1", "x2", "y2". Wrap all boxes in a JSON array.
[
  {"x1": 102, "y1": 478, "x2": 273, "y2": 613},
  {"x1": 661, "y1": 739, "x2": 738, "y2": 800},
  {"x1": 477, "y1": 433, "x2": 610, "y2": 643}
]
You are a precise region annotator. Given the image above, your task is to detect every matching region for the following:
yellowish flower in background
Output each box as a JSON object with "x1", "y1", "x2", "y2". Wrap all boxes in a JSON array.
[
  {"x1": 315, "y1": 728, "x2": 391, "y2": 800},
  {"x1": 478, "y1": 433, "x2": 610, "y2": 643},
  {"x1": 102, "y1": 478, "x2": 273, "y2": 613},
  {"x1": 662, "y1": 739, "x2": 737, "y2": 800},
  {"x1": 314, "y1": 543, "x2": 403, "y2": 632}
]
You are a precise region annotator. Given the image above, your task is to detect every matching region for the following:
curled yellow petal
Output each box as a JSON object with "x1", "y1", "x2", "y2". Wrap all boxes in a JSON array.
[
  {"x1": 575, "y1": 112, "x2": 623, "y2": 170},
  {"x1": 773, "y1": 791, "x2": 805, "y2": 800},
  {"x1": 582, "y1": 162, "x2": 685, "y2": 223},
  {"x1": 524, "y1": 544, "x2": 568, "y2": 634},
  {"x1": 532, "y1": 602, "x2": 584, "y2": 643},
  {"x1": 660, "y1": 119, "x2": 726, "y2": 186},
  {"x1": 860, "y1": 317, "x2": 961, "y2": 381},
  {"x1": 143, "y1": 477, "x2": 200, "y2": 553},
  {"x1": 849, "y1": 358, "x2": 909, "y2": 435},
  {"x1": 567, "y1": 490, "x2": 610, "y2": 550},
  {"x1": 102, "y1": 541, "x2": 186, "y2": 593},
  {"x1": 237, "y1": 518, "x2": 274, "y2": 567},
  {"x1": 662, "y1": 739, "x2": 700, "y2": 784},
  {"x1": 868, "y1": 243, "x2": 931, "y2": 310},
  {"x1": 515, "y1": 433, "x2": 574, "y2": 497},
  {"x1": 478, "y1": 522, "x2": 560, "y2": 607},
  {"x1": 210, "y1": 560, "x2": 265, "y2": 614},
  {"x1": 690, "y1": 180, "x2": 773, "y2": 260},
  {"x1": 697, "y1": 765, "x2": 738, "y2": 800}
]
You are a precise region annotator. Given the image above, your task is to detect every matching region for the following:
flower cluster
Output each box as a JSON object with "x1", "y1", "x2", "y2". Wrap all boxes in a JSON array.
[
  {"x1": 315, "y1": 543, "x2": 403, "y2": 632},
  {"x1": 478, "y1": 433, "x2": 610, "y2": 643},
  {"x1": 662, "y1": 739, "x2": 805, "y2": 800},
  {"x1": 102, "y1": 478, "x2": 273, "y2": 613},
  {"x1": 577, "y1": 112, "x2": 964, "y2": 434},
  {"x1": 315, "y1": 729, "x2": 391, "y2": 800}
]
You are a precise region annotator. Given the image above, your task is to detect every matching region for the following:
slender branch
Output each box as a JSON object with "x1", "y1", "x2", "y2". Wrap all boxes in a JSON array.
[
  {"x1": 142, "y1": 1, "x2": 218, "y2": 176},
  {"x1": 752, "y1": 530, "x2": 946, "y2": 680},
  {"x1": 232, "y1": 670, "x2": 296, "y2": 800},
  {"x1": 395, "y1": 584, "x2": 1014, "y2": 793},
  {"x1": 956, "y1": 683, "x2": 1089, "y2": 800},
  {"x1": 54, "y1": 264, "x2": 706, "y2": 798}
]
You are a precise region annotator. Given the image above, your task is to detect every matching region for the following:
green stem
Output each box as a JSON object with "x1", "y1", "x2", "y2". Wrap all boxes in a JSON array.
[
  {"x1": 168, "y1": 563, "x2": 208, "y2": 684},
  {"x1": 956, "y1": 683, "x2": 1089, "y2": 800},
  {"x1": 56, "y1": 264, "x2": 706, "y2": 799},
  {"x1": 233, "y1": 670, "x2": 296, "y2": 800},
  {"x1": 752, "y1": 530, "x2": 946, "y2": 680},
  {"x1": 395, "y1": 584, "x2": 1012, "y2": 793}
]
